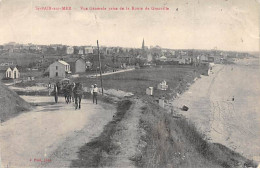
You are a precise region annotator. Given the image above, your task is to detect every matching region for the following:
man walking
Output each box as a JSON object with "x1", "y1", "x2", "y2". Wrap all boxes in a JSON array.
[
  {"x1": 48, "y1": 82, "x2": 52, "y2": 96},
  {"x1": 54, "y1": 84, "x2": 58, "y2": 103},
  {"x1": 91, "y1": 84, "x2": 98, "y2": 104}
]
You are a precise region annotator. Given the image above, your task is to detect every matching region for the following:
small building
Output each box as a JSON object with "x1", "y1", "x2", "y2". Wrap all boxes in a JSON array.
[
  {"x1": 0, "y1": 66, "x2": 20, "y2": 79},
  {"x1": 178, "y1": 58, "x2": 186, "y2": 64},
  {"x1": 157, "y1": 80, "x2": 168, "y2": 90},
  {"x1": 78, "y1": 49, "x2": 84, "y2": 55},
  {"x1": 146, "y1": 87, "x2": 154, "y2": 96},
  {"x1": 200, "y1": 55, "x2": 208, "y2": 62},
  {"x1": 84, "y1": 46, "x2": 94, "y2": 54},
  {"x1": 66, "y1": 46, "x2": 74, "y2": 54},
  {"x1": 159, "y1": 56, "x2": 167, "y2": 62},
  {"x1": 49, "y1": 60, "x2": 71, "y2": 78}
]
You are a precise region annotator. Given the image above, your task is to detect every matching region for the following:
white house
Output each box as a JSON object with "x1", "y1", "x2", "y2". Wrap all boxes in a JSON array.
[
  {"x1": 84, "y1": 46, "x2": 94, "y2": 54},
  {"x1": 66, "y1": 46, "x2": 74, "y2": 54},
  {"x1": 49, "y1": 60, "x2": 71, "y2": 78},
  {"x1": 159, "y1": 56, "x2": 167, "y2": 62},
  {"x1": 78, "y1": 49, "x2": 84, "y2": 55},
  {"x1": 200, "y1": 55, "x2": 208, "y2": 62},
  {"x1": 5, "y1": 67, "x2": 20, "y2": 79}
]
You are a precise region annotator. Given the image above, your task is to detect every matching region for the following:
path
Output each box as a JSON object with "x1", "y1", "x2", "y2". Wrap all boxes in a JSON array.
[
  {"x1": 0, "y1": 96, "x2": 116, "y2": 168},
  {"x1": 87, "y1": 68, "x2": 135, "y2": 78}
]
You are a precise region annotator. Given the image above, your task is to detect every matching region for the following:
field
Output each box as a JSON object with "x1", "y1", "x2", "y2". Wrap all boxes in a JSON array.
[
  {"x1": 73, "y1": 65, "x2": 205, "y2": 99},
  {"x1": 10, "y1": 64, "x2": 207, "y2": 100},
  {"x1": 0, "y1": 52, "x2": 41, "y2": 66}
]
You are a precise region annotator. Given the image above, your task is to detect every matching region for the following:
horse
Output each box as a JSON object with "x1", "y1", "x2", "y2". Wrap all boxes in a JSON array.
[
  {"x1": 63, "y1": 84, "x2": 73, "y2": 104},
  {"x1": 73, "y1": 82, "x2": 83, "y2": 110}
]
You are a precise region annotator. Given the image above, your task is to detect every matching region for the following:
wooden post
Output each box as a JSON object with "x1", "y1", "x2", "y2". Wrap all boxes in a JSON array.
[{"x1": 97, "y1": 40, "x2": 104, "y2": 95}]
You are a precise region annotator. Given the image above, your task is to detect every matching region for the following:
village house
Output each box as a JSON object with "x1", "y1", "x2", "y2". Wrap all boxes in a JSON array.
[
  {"x1": 84, "y1": 46, "x2": 94, "y2": 54},
  {"x1": 75, "y1": 58, "x2": 86, "y2": 73},
  {"x1": 199, "y1": 54, "x2": 208, "y2": 62},
  {"x1": 0, "y1": 66, "x2": 20, "y2": 79},
  {"x1": 180, "y1": 56, "x2": 192, "y2": 64},
  {"x1": 49, "y1": 60, "x2": 71, "y2": 78},
  {"x1": 66, "y1": 46, "x2": 74, "y2": 54},
  {"x1": 159, "y1": 55, "x2": 167, "y2": 62},
  {"x1": 78, "y1": 49, "x2": 84, "y2": 55},
  {"x1": 67, "y1": 58, "x2": 88, "y2": 73}
]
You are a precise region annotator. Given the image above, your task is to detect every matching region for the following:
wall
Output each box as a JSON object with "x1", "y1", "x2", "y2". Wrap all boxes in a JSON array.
[
  {"x1": 49, "y1": 62, "x2": 65, "y2": 78},
  {"x1": 75, "y1": 59, "x2": 86, "y2": 73}
]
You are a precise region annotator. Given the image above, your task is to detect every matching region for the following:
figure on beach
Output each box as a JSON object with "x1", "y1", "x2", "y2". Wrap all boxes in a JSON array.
[{"x1": 91, "y1": 84, "x2": 98, "y2": 104}]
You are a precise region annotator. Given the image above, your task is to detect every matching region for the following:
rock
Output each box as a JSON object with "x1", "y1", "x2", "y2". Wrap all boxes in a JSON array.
[{"x1": 182, "y1": 105, "x2": 189, "y2": 111}]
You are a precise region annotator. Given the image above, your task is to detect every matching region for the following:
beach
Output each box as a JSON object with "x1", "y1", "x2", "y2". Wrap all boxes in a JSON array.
[{"x1": 173, "y1": 58, "x2": 260, "y2": 163}]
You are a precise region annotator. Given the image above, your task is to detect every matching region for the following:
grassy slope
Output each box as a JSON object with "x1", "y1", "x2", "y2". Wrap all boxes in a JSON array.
[
  {"x1": 137, "y1": 99, "x2": 257, "y2": 168},
  {"x1": 0, "y1": 83, "x2": 31, "y2": 122}
]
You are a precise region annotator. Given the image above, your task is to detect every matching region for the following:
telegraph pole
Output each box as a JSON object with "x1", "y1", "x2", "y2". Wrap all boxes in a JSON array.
[{"x1": 97, "y1": 40, "x2": 104, "y2": 95}]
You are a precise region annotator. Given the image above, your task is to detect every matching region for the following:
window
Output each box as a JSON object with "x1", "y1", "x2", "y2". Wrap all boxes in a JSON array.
[
  {"x1": 56, "y1": 72, "x2": 58, "y2": 77},
  {"x1": 56, "y1": 66, "x2": 58, "y2": 70},
  {"x1": 14, "y1": 71, "x2": 16, "y2": 79}
]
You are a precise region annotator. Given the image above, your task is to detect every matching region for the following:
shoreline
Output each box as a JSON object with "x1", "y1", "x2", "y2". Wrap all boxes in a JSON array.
[{"x1": 172, "y1": 58, "x2": 260, "y2": 164}]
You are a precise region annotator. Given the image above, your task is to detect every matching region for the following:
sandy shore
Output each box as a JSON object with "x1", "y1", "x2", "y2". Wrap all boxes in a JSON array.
[{"x1": 173, "y1": 58, "x2": 260, "y2": 163}]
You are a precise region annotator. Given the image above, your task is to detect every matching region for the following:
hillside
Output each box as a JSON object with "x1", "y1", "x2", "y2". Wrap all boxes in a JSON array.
[
  {"x1": 71, "y1": 97, "x2": 257, "y2": 168},
  {"x1": 0, "y1": 83, "x2": 31, "y2": 122}
]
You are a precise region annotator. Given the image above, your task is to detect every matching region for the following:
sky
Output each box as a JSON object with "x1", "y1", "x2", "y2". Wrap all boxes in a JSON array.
[{"x1": 0, "y1": 0, "x2": 259, "y2": 51}]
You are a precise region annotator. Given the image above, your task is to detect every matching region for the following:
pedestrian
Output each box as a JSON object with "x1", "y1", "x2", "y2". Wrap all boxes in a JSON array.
[
  {"x1": 54, "y1": 84, "x2": 58, "y2": 103},
  {"x1": 48, "y1": 82, "x2": 52, "y2": 96},
  {"x1": 91, "y1": 84, "x2": 98, "y2": 104},
  {"x1": 71, "y1": 82, "x2": 76, "y2": 102}
]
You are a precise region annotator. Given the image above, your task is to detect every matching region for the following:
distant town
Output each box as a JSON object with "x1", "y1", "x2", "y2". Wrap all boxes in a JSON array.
[{"x1": 0, "y1": 40, "x2": 257, "y2": 81}]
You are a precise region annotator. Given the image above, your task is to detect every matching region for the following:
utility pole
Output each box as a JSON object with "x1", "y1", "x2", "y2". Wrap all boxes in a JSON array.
[{"x1": 97, "y1": 40, "x2": 104, "y2": 95}]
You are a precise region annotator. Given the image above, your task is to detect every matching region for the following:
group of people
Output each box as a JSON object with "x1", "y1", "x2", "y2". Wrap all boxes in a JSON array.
[{"x1": 47, "y1": 81, "x2": 99, "y2": 104}]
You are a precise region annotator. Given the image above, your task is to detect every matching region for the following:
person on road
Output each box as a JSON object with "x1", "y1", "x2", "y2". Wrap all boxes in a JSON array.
[
  {"x1": 48, "y1": 82, "x2": 52, "y2": 96},
  {"x1": 91, "y1": 84, "x2": 98, "y2": 104},
  {"x1": 54, "y1": 84, "x2": 58, "y2": 103}
]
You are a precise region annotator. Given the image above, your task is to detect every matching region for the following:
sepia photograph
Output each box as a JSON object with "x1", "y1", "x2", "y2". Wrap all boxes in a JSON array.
[{"x1": 0, "y1": 0, "x2": 259, "y2": 168}]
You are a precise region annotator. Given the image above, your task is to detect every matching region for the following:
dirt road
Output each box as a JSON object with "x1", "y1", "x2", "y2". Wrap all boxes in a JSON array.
[
  {"x1": 173, "y1": 59, "x2": 260, "y2": 163},
  {"x1": 0, "y1": 96, "x2": 116, "y2": 168}
]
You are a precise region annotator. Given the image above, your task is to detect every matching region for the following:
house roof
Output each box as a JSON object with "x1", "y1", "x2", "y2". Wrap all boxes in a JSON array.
[
  {"x1": 160, "y1": 56, "x2": 167, "y2": 59},
  {"x1": 75, "y1": 57, "x2": 85, "y2": 62},
  {"x1": 58, "y1": 60, "x2": 69, "y2": 66}
]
